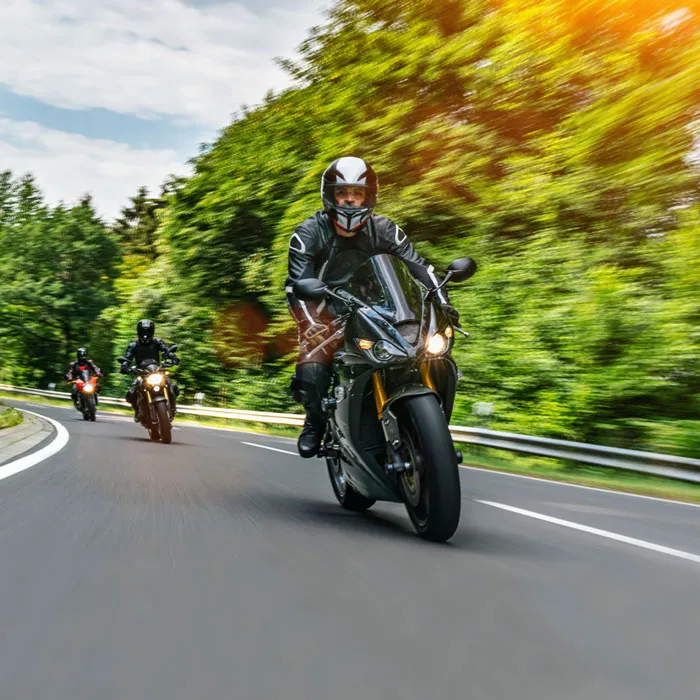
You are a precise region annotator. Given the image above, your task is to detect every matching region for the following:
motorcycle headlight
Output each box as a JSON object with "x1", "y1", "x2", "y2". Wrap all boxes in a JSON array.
[
  {"x1": 83, "y1": 383, "x2": 94, "y2": 393},
  {"x1": 354, "y1": 338, "x2": 405, "y2": 363},
  {"x1": 146, "y1": 373, "x2": 164, "y2": 386},
  {"x1": 426, "y1": 332, "x2": 448, "y2": 356}
]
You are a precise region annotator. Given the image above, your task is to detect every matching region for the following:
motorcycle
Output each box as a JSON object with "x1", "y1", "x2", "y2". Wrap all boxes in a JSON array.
[
  {"x1": 69, "y1": 368, "x2": 99, "y2": 422},
  {"x1": 294, "y1": 253, "x2": 477, "y2": 542},
  {"x1": 116, "y1": 347, "x2": 179, "y2": 444}
]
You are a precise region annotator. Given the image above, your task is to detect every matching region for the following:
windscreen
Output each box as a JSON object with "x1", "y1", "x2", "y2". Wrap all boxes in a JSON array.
[{"x1": 344, "y1": 254, "x2": 424, "y2": 324}]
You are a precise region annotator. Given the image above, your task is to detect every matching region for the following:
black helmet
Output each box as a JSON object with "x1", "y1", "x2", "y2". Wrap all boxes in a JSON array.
[
  {"x1": 321, "y1": 156, "x2": 378, "y2": 233},
  {"x1": 136, "y1": 319, "x2": 155, "y2": 344},
  {"x1": 76, "y1": 347, "x2": 88, "y2": 362}
]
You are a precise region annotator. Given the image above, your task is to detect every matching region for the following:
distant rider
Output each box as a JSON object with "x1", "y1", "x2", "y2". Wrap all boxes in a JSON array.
[
  {"x1": 285, "y1": 156, "x2": 459, "y2": 458},
  {"x1": 65, "y1": 347, "x2": 103, "y2": 407},
  {"x1": 119, "y1": 319, "x2": 180, "y2": 421}
]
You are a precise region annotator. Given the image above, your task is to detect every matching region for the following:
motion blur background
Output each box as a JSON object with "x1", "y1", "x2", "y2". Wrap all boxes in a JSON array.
[{"x1": 0, "y1": 0, "x2": 698, "y2": 457}]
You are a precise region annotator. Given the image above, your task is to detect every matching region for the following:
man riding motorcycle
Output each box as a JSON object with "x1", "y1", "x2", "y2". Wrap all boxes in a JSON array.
[
  {"x1": 119, "y1": 319, "x2": 181, "y2": 421},
  {"x1": 286, "y1": 156, "x2": 460, "y2": 458},
  {"x1": 65, "y1": 347, "x2": 103, "y2": 407}
]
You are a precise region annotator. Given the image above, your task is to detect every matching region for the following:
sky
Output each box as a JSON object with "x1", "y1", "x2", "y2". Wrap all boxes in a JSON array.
[{"x1": 0, "y1": 0, "x2": 329, "y2": 220}]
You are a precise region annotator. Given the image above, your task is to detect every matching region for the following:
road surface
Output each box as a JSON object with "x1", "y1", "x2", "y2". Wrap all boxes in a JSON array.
[{"x1": 0, "y1": 398, "x2": 698, "y2": 699}]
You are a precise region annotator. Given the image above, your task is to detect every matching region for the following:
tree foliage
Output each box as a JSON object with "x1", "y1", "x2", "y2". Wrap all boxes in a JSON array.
[{"x1": 1, "y1": 0, "x2": 698, "y2": 455}]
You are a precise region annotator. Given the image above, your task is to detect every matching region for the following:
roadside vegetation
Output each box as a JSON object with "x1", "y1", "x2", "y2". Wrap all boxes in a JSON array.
[
  {"x1": 1, "y1": 1, "x2": 698, "y2": 465},
  {"x1": 0, "y1": 403, "x2": 23, "y2": 430}
]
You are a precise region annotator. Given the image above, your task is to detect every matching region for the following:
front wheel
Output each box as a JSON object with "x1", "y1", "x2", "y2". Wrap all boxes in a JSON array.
[
  {"x1": 395, "y1": 394, "x2": 461, "y2": 542},
  {"x1": 84, "y1": 394, "x2": 96, "y2": 421},
  {"x1": 155, "y1": 401, "x2": 172, "y2": 444}
]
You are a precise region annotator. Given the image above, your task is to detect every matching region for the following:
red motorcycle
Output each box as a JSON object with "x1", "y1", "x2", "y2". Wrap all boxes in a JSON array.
[{"x1": 69, "y1": 368, "x2": 99, "y2": 422}]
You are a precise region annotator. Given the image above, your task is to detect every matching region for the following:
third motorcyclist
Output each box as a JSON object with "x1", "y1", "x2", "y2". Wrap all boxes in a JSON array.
[
  {"x1": 285, "y1": 156, "x2": 460, "y2": 458},
  {"x1": 65, "y1": 347, "x2": 103, "y2": 407}
]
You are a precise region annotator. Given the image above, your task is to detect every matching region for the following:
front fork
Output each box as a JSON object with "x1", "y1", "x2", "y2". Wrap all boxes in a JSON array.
[
  {"x1": 374, "y1": 364, "x2": 462, "y2": 473},
  {"x1": 139, "y1": 385, "x2": 172, "y2": 423}
]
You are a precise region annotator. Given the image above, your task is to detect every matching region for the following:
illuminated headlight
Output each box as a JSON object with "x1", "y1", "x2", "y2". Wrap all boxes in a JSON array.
[
  {"x1": 356, "y1": 338, "x2": 374, "y2": 351},
  {"x1": 146, "y1": 373, "x2": 164, "y2": 386},
  {"x1": 426, "y1": 333, "x2": 448, "y2": 355},
  {"x1": 83, "y1": 384, "x2": 94, "y2": 393}
]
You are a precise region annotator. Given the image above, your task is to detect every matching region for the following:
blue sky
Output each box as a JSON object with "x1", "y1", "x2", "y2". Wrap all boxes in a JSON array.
[{"x1": 0, "y1": 0, "x2": 328, "y2": 220}]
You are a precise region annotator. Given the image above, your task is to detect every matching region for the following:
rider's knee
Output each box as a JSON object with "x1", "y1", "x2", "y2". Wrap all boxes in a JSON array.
[{"x1": 290, "y1": 363, "x2": 330, "y2": 406}]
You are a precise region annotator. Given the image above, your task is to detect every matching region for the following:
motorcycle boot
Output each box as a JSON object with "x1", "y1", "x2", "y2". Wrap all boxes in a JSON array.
[
  {"x1": 291, "y1": 362, "x2": 331, "y2": 459},
  {"x1": 125, "y1": 385, "x2": 140, "y2": 422},
  {"x1": 298, "y1": 411, "x2": 326, "y2": 458}
]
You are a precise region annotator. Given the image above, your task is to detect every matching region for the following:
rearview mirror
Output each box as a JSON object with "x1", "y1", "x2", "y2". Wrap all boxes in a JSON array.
[
  {"x1": 294, "y1": 278, "x2": 328, "y2": 301},
  {"x1": 447, "y1": 257, "x2": 477, "y2": 283}
]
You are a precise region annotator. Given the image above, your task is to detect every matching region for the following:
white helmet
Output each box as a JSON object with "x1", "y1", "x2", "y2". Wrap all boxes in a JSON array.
[{"x1": 321, "y1": 156, "x2": 378, "y2": 233}]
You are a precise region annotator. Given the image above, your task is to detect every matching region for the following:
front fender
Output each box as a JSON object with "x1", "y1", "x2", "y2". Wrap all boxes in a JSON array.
[
  {"x1": 381, "y1": 384, "x2": 443, "y2": 448},
  {"x1": 384, "y1": 383, "x2": 440, "y2": 414}
]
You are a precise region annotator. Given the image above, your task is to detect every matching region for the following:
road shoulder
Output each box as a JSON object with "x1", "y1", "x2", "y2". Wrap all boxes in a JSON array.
[{"x1": 0, "y1": 409, "x2": 55, "y2": 467}]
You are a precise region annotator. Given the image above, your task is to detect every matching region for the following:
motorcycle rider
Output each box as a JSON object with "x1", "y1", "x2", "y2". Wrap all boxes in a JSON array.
[
  {"x1": 286, "y1": 156, "x2": 460, "y2": 458},
  {"x1": 65, "y1": 347, "x2": 103, "y2": 408},
  {"x1": 119, "y1": 319, "x2": 181, "y2": 422}
]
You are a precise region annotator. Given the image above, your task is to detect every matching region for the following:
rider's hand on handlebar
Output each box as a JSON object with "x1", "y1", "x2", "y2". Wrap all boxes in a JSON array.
[{"x1": 441, "y1": 303, "x2": 461, "y2": 326}]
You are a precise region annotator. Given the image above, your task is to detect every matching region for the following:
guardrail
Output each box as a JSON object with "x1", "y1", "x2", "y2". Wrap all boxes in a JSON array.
[{"x1": 1, "y1": 383, "x2": 699, "y2": 484}]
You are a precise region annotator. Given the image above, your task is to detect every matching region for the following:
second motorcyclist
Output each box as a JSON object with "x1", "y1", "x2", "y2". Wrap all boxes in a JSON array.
[{"x1": 119, "y1": 319, "x2": 181, "y2": 421}]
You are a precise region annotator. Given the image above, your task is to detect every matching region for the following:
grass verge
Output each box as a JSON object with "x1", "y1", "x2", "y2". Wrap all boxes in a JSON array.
[
  {"x1": 2, "y1": 390, "x2": 697, "y2": 503},
  {"x1": 0, "y1": 402, "x2": 24, "y2": 429},
  {"x1": 455, "y1": 443, "x2": 700, "y2": 505}
]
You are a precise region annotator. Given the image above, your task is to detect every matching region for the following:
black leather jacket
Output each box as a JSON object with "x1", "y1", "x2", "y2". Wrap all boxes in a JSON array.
[
  {"x1": 285, "y1": 211, "x2": 449, "y2": 328},
  {"x1": 65, "y1": 360, "x2": 102, "y2": 381},
  {"x1": 120, "y1": 338, "x2": 178, "y2": 372}
]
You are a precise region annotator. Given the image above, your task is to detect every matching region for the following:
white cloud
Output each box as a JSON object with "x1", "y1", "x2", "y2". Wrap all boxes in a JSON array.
[
  {"x1": 0, "y1": 0, "x2": 327, "y2": 128},
  {"x1": 0, "y1": 118, "x2": 188, "y2": 220}
]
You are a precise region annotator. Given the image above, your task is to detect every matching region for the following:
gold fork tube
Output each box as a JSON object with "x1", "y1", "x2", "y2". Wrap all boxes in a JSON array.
[{"x1": 372, "y1": 371, "x2": 388, "y2": 418}]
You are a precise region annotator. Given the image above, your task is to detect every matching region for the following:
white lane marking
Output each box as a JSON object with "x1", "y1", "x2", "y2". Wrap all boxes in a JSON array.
[
  {"x1": 0, "y1": 409, "x2": 70, "y2": 482},
  {"x1": 240, "y1": 437, "x2": 700, "y2": 510},
  {"x1": 241, "y1": 441, "x2": 298, "y2": 456},
  {"x1": 479, "y1": 500, "x2": 700, "y2": 566},
  {"x1": 19, "y1": 402, "x2": 72, "y2": 411},
  {"x1": 1, "y1": 406, "x2": 694, "y2": 509},
  {"x1": 465, "y1": 465, "x2": 700, "y2": 510}
]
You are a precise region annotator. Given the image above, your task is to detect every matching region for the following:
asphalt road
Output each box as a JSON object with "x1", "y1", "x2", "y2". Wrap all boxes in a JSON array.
[{"x1": 0, "y1": 398, "x2": 698, "y2": 700}]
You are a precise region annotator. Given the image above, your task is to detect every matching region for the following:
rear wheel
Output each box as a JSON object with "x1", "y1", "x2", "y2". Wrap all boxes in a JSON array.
[
  {"x1": 155, "y1": 401, "x2": 172, "y2": 444},
  {"x1": 327, "y1": 453, "x2": 375, "y2": 512},
  {"x1": 325, "y1": 422, "x2": 375, "y2": 512},
  {"x1": 395, "y1": 394, "x2": 461, "y2": 542},
  {"x1": 85, "y1": 394, "x2": 96, "y2": 421}
]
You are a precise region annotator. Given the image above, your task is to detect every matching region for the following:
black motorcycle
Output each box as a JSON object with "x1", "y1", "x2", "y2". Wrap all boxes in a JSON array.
[
  {"x1": 116, "y1": 347, "x2": 178, "y2": 444},
  {"x1": 294, "y1": 253, "x2": 477, "y2": 542}
]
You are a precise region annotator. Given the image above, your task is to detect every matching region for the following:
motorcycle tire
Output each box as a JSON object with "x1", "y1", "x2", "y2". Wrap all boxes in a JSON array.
[
  {"x1": 155, "y1": 401, "x2": 172, "y2": 444},
  {"x1": 85, "y1": 395, "x2": 96, "y2": 422},
  {"x1": 394, "y1": 394, "x2": 461, "y2": 543},
  {"x1": 326, "y1": 451, "x2": 375, "y2": 512}
]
